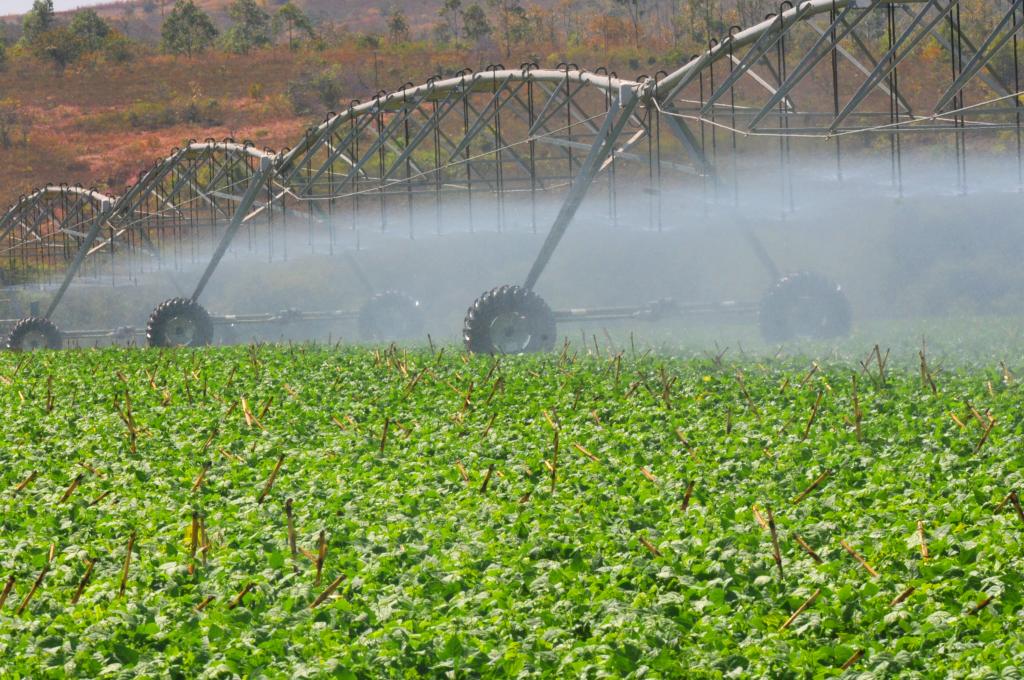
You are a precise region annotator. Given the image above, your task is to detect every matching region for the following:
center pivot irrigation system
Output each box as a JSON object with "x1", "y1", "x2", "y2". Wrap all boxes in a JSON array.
[{"x1": 2, "y1": 0, "x2": 1022, "y2": 352}]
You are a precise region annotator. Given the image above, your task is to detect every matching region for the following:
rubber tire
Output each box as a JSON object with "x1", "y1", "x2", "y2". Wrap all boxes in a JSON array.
[
  {"x1": 759, "y1": 272, "x2": 852, "y2": 343},
  {"x1": 358, "y1": 291, "x2": 424, "y2": 342},
  {"x1": 463, "y1": 285, "x2": 557, "y2": 355},
  {"x1": 146, "y1": 298, "x2": 214, "y2": 348},
  {"x1": 5, "y1": 317, "x2": 63, "y2": 351}
]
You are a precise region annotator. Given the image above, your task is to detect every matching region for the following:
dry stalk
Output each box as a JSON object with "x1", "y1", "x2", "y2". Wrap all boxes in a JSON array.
[
  {"x1": 316, "y1": 531, "x2": 327, "y2": 586},
  {"x1": 638, "y1": 535, "x2": 662, "y2": 558},
  {"x1": 228, "y1": 582, "x2": 256, "y2": 610},
  {"x1": 918, "y1": 520, "x2": 929, "y2": 559},
  {"x1": 550, "y1": 430, "x2": 559, "y2": 495},
  {"x1": 257, "y1": 454, "x2": 286, "y2": 505},
  {"x1": 379, "y1": 418, "x2": 390, "y2": 453},
  {"x1": 88, "y1": 489, "x2": 113, "y2": 507},
  {"x1": 1000, "y1": 361, "x2": 1014, "y2": 386},
  {"x1": 285, "y1": 498, "x2": 297, "y2": 558},
  {"x1": 71, "y1": 559, "x2": 96, "y2": 605},
  {"x1": 800, "y1": 392, "x2": 824, "y2": 441},
  {"x1": 0, "y1": 575, "x2": 15, "y2": 610},
  {"x1": 573, "y1": 443, "x2": 599, "y2": 463},
  {"x1": 118, "y1": 532, "x2": 136, "y2": 598},
  {"x1": 974, "y1": 418, "x2": 996, "y2": 454},
  {"x1": 16, "y1": 563, "x2": 49, "y2": 616},
  {"x1": 840, "y1": 649, "x2": 864, "y2": 670},
  {"x1": 681, "y1": 481, "x2": 695, "y2": 512},
  {"x1": 840, "y1": 539, "x2": 879, "y2": 578},
  {"x1": 779, "y1": 589, "x2": 821, "y2": 631},
  {"x1": 752, "y1": 504, "x2": 769, "y2": 531},
  {"x1": 967, "y1": 595, "x2": 994, "y2": 615},
  {"x1": 191, "y1": 462, "x2": 211, "y2": 493},
  {"x1": 310, "y1": 575, "x2": 346, "y2": 609},
  {"x1": 797, "y1": 362, "x2": 819, "y2": 389},
  {"x1": 199, "y1": 516, "x2": 209, "y2": 565},
  {"x1": 188, "y1": 511, "x2": 199, "y2": 576},
  {"x1": 919, "y1": 341, "x2": 937, "y2": 394},
  {"x1": 58, "y1": 473, "x2": 84, "y2": 504},
  {"x1": 480, "y1": 464, "x2": 495, "y2": 493},
  {"x1": 658, "y1": 366, "x2": 674, "y2": 409},
  {"x1": 889, "y1": 586, "x2": 916, "y2": 608},
  {"x1": 792, "y1": 470, "x2": 830, "y2": 505},
  {"x1": 767, "y1": 506, "x2": 783, "y2": 578},
  {"x1": 13, "y1": 470, "x2": 37, "y2": 494},
  {"x1": 735, "y1": 371, "x2": 759, "y2": 414},
  {"x1": 793, "y1": 534, "x2": 823, "y2": 563},
  {"x1": 258, "y1": 397, "x2": 273, "y2": 420},
  {"x1": 1010, "y1": 491, "x2": 1024, "y2": 525}
]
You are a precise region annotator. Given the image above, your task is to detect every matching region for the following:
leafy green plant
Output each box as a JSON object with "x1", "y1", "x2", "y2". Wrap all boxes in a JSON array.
[{"x1": 0, "y1": 344, "x2": 1021, "y2": 676}]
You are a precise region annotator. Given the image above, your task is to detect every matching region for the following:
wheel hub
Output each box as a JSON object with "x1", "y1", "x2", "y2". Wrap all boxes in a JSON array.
[
  {"x1": 165, "y1": 315, "x2": 197, "y2": 346},
  {"x1": 489, "y1": 312, "x2": 533, "y2": 354}
]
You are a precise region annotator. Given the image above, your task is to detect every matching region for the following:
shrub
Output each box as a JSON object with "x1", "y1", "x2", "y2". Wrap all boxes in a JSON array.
[
  {"x1": 123, "y1": 96, "x2": 221, "y2": 130},
  {"x1": 125, "y1": 101, "x2": 178, "y2": 129},
  {"x1": 181, "y1": 96, "x2": 221, "y2": 125},
  {"x1": 101, "y1": 32, "x2": 135, "y2": 64},
  {"x1": 285, "y1": 68, "x2": 352, "y2": 115},
  {"x1": 0, "y1": 99, "x2": 23, "y2": 149}
]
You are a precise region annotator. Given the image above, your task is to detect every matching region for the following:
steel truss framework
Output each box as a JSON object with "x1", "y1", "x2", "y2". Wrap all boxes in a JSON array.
[{"x1": 2, "y1": 0, "x2": 1024, "y2": 326}]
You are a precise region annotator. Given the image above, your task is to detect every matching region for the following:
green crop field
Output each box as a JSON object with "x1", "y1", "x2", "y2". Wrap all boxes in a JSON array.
[{"x1": 0, "y1": 342, "x2": 1022, "y2": 678}]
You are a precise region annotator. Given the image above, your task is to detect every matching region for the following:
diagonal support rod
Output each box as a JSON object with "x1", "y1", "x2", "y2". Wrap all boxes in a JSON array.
[
  {"x1": 830, "y1": 0, "x2": 958, "y2": 132},
  {"x1": 191, "y1": 157, "x2": 276, "y2": 301},
  {"x1": 524, "y1": 85, "x2": 643, "y2": 290},
  {"x1": 934, "y1": 0, "x2": 1024, "y2": 113},
  {"x1": 748, "y1": 3, "x2": 871, "y2": 130},
  {"x1": 44, "y1": 201, "x2": 117, "y2": 319},
  {"x1": 701, "y1": 5, "x2": 814, "y2": 116}
]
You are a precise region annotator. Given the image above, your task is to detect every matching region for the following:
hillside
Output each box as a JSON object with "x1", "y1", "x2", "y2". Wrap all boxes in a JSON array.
[
  {"x1": 2, "y1": 0, "x2": 604, "y2": 38},
  {"x1": 0, "y1": 38, "x2": 668, "y2": 210},
  {"x1": 0, "y1": 0, "x2": 712, "y2": 211}
]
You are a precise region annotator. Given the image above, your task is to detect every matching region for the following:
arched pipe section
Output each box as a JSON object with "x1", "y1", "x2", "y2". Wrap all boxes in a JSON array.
[{"x1": 0, "y1": 186, "x2": 116, "y2": 244}]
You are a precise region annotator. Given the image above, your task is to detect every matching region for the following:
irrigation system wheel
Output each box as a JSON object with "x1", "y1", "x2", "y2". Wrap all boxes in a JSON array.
[
  {"x1": 5, "y1": 317, "x2": 63, "y2": 351},
  {"x1": 146, "y1": 298, "x2": 214, "y2": 348},
  {"x1": 464, "y1": 285, "x2": 557, "y2": 355},
  {"x1": 759, "y1": 272, "x2": 852, "y2": 343},
  {"x1": 358, "y1": 291, "x2": 424, "y2": 342}
]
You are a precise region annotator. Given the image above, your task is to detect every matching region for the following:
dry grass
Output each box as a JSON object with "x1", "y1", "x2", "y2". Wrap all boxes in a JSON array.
[{"x1": 0, "y1": 43, "x2": 474, "y2": 206}]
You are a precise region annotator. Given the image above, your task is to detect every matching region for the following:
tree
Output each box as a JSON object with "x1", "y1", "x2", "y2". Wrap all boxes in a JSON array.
[
  {"x1": 0, "y1": 41, "x2": 7, "y2": 71},
  {"x1": 462, "y1": 3, "x2": 491, "y2": 45},
  {"x1": 161, "y1": 0, "x2": 218, "y2": 57},
  {"x1": 68, "y1": 9, "x2": 111, "y2": 53},
  {"x1": 487, "y1": 0, "x2": 528, "y2": 59},
  {"x1": 273, "y1": 2, "x2": 314, "y2": 50},
  {"x1": 222, "y1": 0, "x2": 272, "y2": 54},
  {"x1": 387, "y1": 8, "x2": 410, "y2": 44},
  {"x1": 32, "y1": 26, "x2": 85, "y2": 69},
  {"x1": 21, "y1": 0, "x2": 55, "y2": 47},
  {"x1": 615, "y1": 0, "x2": 647, "y2": 47},
  {"x1": 439, "y1": 0, "x2": 462, "y2": 43}
]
